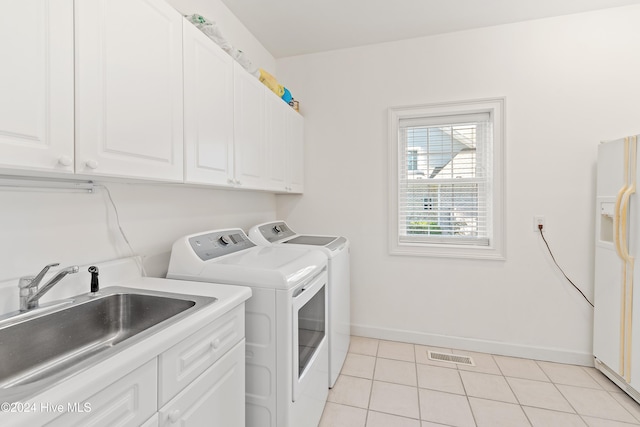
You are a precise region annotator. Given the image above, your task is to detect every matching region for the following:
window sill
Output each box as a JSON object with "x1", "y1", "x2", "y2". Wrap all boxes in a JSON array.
[{"x1": 389, "y1": 241, "x2": 505, "y2": 260}]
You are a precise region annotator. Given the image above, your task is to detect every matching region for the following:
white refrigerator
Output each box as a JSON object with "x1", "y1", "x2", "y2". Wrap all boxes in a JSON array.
[{"x1": 594, "y1": 135, "x2": 640, "y2": 402}]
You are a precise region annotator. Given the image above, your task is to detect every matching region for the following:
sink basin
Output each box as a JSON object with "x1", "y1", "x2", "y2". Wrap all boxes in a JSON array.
[{"x1": 0, "y1": 286, "x2": 216, "y2": 401}]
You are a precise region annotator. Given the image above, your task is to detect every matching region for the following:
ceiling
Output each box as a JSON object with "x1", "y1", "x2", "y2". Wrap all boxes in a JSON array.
[{"x1": 220, "y1": 0, "x2": 640, "y2": 58}]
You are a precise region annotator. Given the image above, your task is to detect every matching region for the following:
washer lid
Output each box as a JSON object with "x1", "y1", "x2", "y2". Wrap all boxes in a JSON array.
[
  {"x1": 168, "y1": 228, "x2": 328, "y2": 290},
  {"x1": 193, "y1": 246, "x2": 327, "y2": 289},
  {"x1": 249, "y1": 221, "x2": 348, "y2": 252}
]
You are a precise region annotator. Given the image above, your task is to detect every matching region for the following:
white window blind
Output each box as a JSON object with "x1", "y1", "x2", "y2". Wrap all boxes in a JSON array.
[{"x1": 398, "y1": 112, "x2": 492, "y2": 246}]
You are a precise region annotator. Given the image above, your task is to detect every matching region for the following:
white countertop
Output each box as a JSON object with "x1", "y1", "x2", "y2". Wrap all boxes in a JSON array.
[{"x1": 0, "y1": 258, "x2": 251, "y2": 426}]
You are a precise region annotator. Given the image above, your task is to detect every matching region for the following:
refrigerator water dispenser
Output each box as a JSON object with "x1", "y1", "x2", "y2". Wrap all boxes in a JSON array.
[{"x1": 600, "y1": 201, "x2": 615, "y2": 243}]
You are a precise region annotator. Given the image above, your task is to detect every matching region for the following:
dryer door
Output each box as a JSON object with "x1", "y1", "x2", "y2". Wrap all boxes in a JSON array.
[{"x1": 291, "y1": 271, "x2": 327, "y2": 401}]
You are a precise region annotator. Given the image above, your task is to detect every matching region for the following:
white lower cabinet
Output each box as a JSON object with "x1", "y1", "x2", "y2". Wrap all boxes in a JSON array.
[
  {"x1": 45, "y1": 359, "x2": 158, "y2": 427},
  {"x1": 45, "y1": 304, "x2": 246, "y2": 427},
  {"x1": 142, "y1": 414, "x2": 160, "y2": 427},
  {"x1": 158, "y1": 304, "x2": 245, "y2": 405},
  {"x1": 158, "y1": 340, "x2": 245, "y2": 427}
]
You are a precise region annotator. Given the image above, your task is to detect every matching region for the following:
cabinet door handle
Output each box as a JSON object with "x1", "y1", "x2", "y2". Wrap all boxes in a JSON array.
[
  {"x1": 58, "y1": 155, "x2": 73, "y2": 167},
  {"x1": 85, "y1": 160, "x2": 99, "y2": 170},
  {"x1": 168, "y1": 409, "x2": 181, "y2": 423}
]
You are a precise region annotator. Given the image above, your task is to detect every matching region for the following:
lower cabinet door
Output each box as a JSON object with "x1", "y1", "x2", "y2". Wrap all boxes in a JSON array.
[
  {"x1": 141, "y1": 413, "x2": 160, "y2": 427},
  {"x1": 158, "y1": 305, "x2": 244, "y2": 406},
  {"x1": 159, "y1": 340, "x2": 245, "y2": 427},
  {"x1": 45, "y1": 359, "x2": 157, "y2": 427}
]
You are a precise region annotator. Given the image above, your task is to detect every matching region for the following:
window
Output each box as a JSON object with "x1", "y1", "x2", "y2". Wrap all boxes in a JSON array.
[{"x1": 388, "y1": 98, "x2": 505, "y2": 259}]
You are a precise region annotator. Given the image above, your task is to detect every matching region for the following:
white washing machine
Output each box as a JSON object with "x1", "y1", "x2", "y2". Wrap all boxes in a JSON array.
[
  {"x1": 249, "y1": 220, "x2": 350, "y2": 388},
  {"x1": 167, "y1": 228, "x2": 329, "y2": 427}
]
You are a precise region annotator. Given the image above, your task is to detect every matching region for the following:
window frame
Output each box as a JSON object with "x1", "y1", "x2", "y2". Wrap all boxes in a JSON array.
[{"x1": 388, "y1": 97, "x2": 506, "y2": 260}]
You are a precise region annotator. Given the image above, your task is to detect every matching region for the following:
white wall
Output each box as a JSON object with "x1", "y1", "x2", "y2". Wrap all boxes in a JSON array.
[
  {"x1": 0, "y1": 183, "x2": 276, "y2": 281},
  {"x1": 276, "y1": 5, "x2": 640, "y2": 364}
]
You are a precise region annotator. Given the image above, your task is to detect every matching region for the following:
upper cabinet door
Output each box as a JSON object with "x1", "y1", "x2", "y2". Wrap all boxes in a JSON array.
[
  {"x1": 75, "y1": 0, "x2": 184, "y2": 181},
  {"x1": 233, "y1": 63, "x2": 265, "y2": 189},
  {"x1": 0, "y1": 0, "x2": 74, "y2": 174},
  {"x1": 287, "y1": 109, "x2": 304, "y2": 193},
  {"x1": 183, "y1": 20, "x2": 234, "y2": 186},
  {"x1": 264, "y1": 93, "x2": 288, "y2": 192}
]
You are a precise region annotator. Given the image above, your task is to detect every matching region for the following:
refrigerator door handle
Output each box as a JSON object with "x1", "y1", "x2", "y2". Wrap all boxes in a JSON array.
[
  {"x1": 614, "y1": 137, "x2": 631, "y2": 261},
  {"x1": 618, "y1": 136, "x2": 637, "y2": 382},
  {"x1": 620, "y1": 136, "x2": 637, "y2": 264},
  {"x1": 615, "y1": 184, "x2": 627, "y2": 260},
  {"x1": 620, "y1": 188, "x2": 635, "y2": 263}
]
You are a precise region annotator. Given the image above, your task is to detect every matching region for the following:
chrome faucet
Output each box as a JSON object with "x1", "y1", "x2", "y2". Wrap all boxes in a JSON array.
[{"x1": 19, "y1": 263, "x2": 79, "y2": 311}]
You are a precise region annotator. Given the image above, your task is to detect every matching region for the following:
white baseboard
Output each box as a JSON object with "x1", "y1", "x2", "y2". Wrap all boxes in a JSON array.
[{"x1": 351, "y1": 323, "x2": 594, "y2": 367}]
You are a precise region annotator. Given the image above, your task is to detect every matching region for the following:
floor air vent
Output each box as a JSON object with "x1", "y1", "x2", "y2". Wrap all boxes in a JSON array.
[{"x1": 428, "y1": 351, "x2": 475, "y2": 366}]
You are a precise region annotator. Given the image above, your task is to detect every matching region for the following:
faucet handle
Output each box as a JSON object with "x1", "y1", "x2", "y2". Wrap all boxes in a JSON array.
[
  {"x1": 18, "y1": 276, "x2": 35, "y2": 289},
  {"x1": 19, "y1": 263, "x2": 60, "y2": 289}
]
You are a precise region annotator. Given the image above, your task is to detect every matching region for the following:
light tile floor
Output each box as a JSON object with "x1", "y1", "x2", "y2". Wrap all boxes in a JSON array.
[{"x1": 320, "y1": 336, "x2": 640, "y2": 427}]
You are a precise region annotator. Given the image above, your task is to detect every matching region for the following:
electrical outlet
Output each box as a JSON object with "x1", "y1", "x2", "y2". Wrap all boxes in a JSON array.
[{"x1": 534, "y1": 216, "x2": 545, "y2": 232}]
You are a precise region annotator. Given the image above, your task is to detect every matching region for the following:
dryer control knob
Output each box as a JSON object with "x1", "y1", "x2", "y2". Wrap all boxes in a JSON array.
[
  {"x1": 273, "y1": 225, "x2": 283, "y2": 233},
  {"x1": 219, "y1": 235, "x2": 232, "y2": 246}
]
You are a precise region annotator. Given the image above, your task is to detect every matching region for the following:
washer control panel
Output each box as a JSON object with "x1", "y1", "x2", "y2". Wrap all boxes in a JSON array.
[
  {"x1": 188, "y1": 229, "x2": 255, "y2": 261},
  {"x1": 257, "y1": 221, "x2": 297, "y2": 243}
]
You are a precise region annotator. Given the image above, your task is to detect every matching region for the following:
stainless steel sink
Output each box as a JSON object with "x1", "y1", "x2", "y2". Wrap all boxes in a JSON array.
[{"x1": 0, "y1": 286, "x2": 217, "y2": 401}]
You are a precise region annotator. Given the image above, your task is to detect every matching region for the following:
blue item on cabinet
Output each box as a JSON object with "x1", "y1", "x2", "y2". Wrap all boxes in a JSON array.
[{"x1": 281, "y1": 87, "x2": 293, "y2": 103}]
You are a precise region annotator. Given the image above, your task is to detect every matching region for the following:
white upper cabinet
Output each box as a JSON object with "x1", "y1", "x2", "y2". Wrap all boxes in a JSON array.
[
  {"x1": 0, "y1": 0, "x2": 74, "y2": 174},
  {"x1": 287, "y1": 108, "x2": 305, "y2": 193},
  {"x1": 75, "y1": 0, "x2": 184, "y2": 181},
  {"x1": 183, "y1": 20, "x2": 234, "y2": 186},
  {"x1": 264, "y1": 93, "x2": 288, "y2": 191},
  {"x1": 0, "y1": 0, "x2": 303, "y2": 192},
  {"x1": 264, "y1": 93, "x2": 304, "y2": 193},
  {"x1": 233, "y1": 62, "x2": 266, "y2": 189}
]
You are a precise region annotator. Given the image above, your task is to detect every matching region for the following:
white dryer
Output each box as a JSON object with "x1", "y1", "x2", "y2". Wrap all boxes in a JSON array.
[
  {"x1": 249, "y1": 220, "x2": 350, "y2": 388},
  {"x1": 167, "y1": 228, "x2": 329, "y2": 427}
]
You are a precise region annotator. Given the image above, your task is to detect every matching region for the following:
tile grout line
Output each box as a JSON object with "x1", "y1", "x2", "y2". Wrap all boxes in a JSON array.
[
  {"x1": 456, "y1": 359, "x2": 479, "y2": 427},
  {"x1": 413, "y1": 344, "x2": 423, "y2": 423},
  {"x1": 605, "y1": 389, "x2": 640, "y2": 425},
  {"x1": 489, "y1": 352, "x2": 535, "y2": 426},
  {"x1": 530, "y1": 358, "x2": 638, "y2": 425},
  {"x1": 532, "y1": 359, "x2": 554, "y2": 383},
  {"x1": 549, "y1": 377, "x2": 640, "y2": 423},
  {"x1": 362, "y1": 340, "x2": 380, "y2": 426},
  {"x1": 500, "y1": 368, "x2": 534, "y2": 426},
  {"x1": 548, "y1": 377, "x2": 589, "y2": 425}
]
